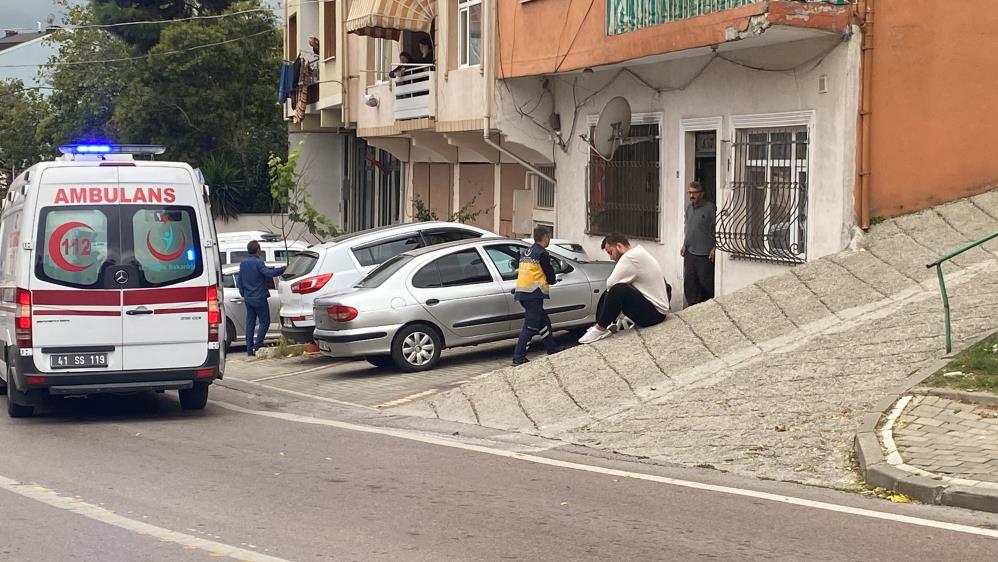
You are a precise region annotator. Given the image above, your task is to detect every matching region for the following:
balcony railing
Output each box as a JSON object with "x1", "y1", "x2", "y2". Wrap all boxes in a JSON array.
[
  {"x1": 607, "y1": 0, "x2": 851, "y2": 35},
  {"x1": 394, "y1": 67, "x2": 435, "y2": 121}
]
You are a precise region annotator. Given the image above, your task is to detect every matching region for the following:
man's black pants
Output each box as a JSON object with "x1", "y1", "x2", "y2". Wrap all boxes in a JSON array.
[
  {"x1": 684, "y1": 253, "x2": 714, "y2": 306},
  {"x1": 597, "y1": 284, "x2": 666, "y2": 329}
]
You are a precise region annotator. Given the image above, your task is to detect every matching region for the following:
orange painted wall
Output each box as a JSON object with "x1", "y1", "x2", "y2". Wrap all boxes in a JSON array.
[
  {"x1": 868, "y1": 2, "x2": 998, "y2": 217},
  {"x1": 498, "y1": 1, "x2": 851, "y2": 77}
]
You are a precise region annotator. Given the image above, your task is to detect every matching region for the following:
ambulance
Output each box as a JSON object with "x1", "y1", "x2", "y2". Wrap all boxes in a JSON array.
[{"x1": 0, "y1": 144, "x2": 226, "y2": 417}]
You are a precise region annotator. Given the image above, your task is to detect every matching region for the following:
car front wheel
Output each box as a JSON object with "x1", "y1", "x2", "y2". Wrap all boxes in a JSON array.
[{"x1": 391, "y1": 324, "x2": 442, "y2": 372}]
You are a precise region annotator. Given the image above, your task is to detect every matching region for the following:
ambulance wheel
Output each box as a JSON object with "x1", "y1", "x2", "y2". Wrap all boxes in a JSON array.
[
  {"x1": 179, "y1": 382, "x2": 209, "y2": 411},
  {"x1": 224, "y1": 320, "x2": 235, "y2": 352},
  {"x1": 6, "y1": 365, "x2": 33, "y2": 418}
]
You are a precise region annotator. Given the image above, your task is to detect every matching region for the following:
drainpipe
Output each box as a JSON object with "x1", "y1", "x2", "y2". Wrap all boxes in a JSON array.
[
  {"x1": 481, "y1": 0, "x2": 556, "y2": 186},
  {"x1": 856, "y1": 0, "x2": 874, "y2": 229}
]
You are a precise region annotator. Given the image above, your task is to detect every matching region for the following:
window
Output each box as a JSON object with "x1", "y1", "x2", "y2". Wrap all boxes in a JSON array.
[
  {"x1": 37, "y1": 208, "x2": 112, "y2": 288},
  {"x1": 421, "y1": 228, "x2": 482, "y2": 246},
  {"x1": 275, "y1": 249, "x2": 301, "y2": 262},
  {"x1": 282, "y1": 251, "x2": 319, "y2": 280},
  {"x1": 374, "y1": 38, "x2": 392, "y2": 82},
  {"x1": 484, "y1": 244, "x2": 525, "y2": 281},
  {"x1": 288, "y1": 14, "x2": 298, "y2": 57},
  {"x1": 323, "y1": 0, "x2": 336, "y2": 59},
  {"x1": 357, "y1": 255, "x2": 413, "y2": 288},
  {"x1": 586, "y1": 121, "x2": 660, "y2": 240},
  {"x1": 412, "y1": 249, "x2": 493, "y2": 288},
  {"x1": 229, "y1": 251, "x2": 249, "y2": 264},
  {"x1": 131, "y1": 207, "x2": 202, "y2": 286},
  {"x1": 716, "y1": 126, "x2": 809, "y2": 264},
  {"x1": 222, "y1": 274, "x2": 236, "y2": 289},
  {"x1": 458, "y1": 0, "x2": 482, "y2": 67},
  {"x1": 532, "y1": 167, "x2": 555, "y2": 209},
  {"x1": 352, "y1": 235, "x2": 421, "y2": 267}
]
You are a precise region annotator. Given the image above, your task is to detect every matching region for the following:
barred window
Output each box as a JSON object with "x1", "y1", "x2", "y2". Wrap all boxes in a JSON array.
[
  {"x1": 586, "y1": 123, "x2": 660, "y2": 240},
  {"x1": 716, "y1": 127, "x2": 809, "y2": 264},
  {"x1": 532, "y1": 166, "x2": 555, "y2": 209}
]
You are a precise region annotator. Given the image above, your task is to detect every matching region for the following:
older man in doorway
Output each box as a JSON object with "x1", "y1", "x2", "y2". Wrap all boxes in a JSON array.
[{"x1": 680, "y1": 180, "x2": 716, "y2": 306}]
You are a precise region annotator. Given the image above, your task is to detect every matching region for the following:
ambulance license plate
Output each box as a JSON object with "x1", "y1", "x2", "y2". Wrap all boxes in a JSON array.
[{"x1": 50, "y1": 353, "x2": 109, "y2": 369}]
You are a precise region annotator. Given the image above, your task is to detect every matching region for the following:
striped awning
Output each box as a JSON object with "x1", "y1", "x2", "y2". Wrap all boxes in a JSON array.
[{"x1": 345, "y1": 0, "x2": 437, "y2": 40}]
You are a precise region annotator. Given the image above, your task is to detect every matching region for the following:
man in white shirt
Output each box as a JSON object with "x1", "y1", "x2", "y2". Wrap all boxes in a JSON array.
[{"x1": 579, "y1": 233, "x2": 670, "y2": 344}]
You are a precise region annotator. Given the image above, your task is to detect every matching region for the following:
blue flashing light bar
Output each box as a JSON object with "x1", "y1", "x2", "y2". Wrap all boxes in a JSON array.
[{"x1": 58, "y1": 144, "x2": 167, "y2": 156}]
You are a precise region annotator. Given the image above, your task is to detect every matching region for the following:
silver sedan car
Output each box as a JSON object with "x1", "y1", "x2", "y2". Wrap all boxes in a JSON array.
[
  {"x1": 311, "y1": 238, "x2": 616, "y2": 371},
  {"x1": 221, "y1": 263, "x2": 282, "y2": 351}
]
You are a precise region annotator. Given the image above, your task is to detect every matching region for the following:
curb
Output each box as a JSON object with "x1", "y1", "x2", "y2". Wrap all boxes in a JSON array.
[{"x1": 853, "y1": 355, "x2": 998, "y2": 513}]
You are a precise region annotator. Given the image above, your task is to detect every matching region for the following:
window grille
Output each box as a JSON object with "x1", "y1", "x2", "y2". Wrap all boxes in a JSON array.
[
  {"x1": 586, "y1": 123, "x2": 660, "y2": 240},
  {"x1": 715, "y1": 126, "x2": 809, "y2": 264},
  {"x1": 532, "y1": 166, "x2": 555, "y2": 209}
]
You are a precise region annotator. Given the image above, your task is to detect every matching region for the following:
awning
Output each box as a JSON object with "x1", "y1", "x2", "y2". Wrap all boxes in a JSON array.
[{"x1": 345, "y1": 0, "x2": 436, "y2": 40}]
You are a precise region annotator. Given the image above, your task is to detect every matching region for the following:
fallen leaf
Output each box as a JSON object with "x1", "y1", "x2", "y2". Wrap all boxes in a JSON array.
[{"x1": 775, "y1": 424, "x2": 787, "y2": 432}]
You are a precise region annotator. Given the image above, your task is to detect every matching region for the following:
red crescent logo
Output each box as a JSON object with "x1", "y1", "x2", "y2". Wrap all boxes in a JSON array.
[
  {"x1": 146, "y1": 231, "x2": 187, "y2": 262},
  {"x1": 48, "y1": 222, "x2": 94, "y2": 273}
]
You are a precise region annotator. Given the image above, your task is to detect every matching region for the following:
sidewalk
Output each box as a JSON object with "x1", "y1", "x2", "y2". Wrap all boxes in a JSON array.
[{"x1": 389, "y1": 190, "x2": 998, "y2": 505}]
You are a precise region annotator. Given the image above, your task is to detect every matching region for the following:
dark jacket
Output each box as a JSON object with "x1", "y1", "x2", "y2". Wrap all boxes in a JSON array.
[
  {"x1": 237, "y1": 255, "x2": 286, "y2": 302},
  {"x1": 514, "y1": 243, "x2": 556, "y2": 301}
]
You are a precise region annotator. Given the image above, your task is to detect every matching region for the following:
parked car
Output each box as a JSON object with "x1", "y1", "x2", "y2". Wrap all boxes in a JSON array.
[
  {"x1": 221, "y1": 262, "x2": 282, "y2": 351},
  {"x1": 520, "y1": 237, "x2": 591, "y2": 262},
  {"x1": 311, "y1": 238, "x2": 618, "y2": 371},
  {"x1": 278, "y1": 222, "x2": 499, "y2": 343},
  {"x1": 217, "y1": 231, "x2": 308, "y2": 265}
]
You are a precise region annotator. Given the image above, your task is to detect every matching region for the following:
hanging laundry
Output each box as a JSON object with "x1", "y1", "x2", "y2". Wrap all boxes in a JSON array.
[{"x1": 292, "y1": 59, "x2": 312, "y2": 124}]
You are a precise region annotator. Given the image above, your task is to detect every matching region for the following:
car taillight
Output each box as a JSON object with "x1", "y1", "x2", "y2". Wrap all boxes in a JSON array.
[
  {"x1": 207, "y1": 286, "x2": 220, "y2": 342},
  {"x1": 15, "y1": 288, "x2": 31, "y2": 348},
  {"x1": 291, "y1": 273, "x2": 332, "y2": 295},
  {"x1": 326, "y1": 305, "x2": 358, "y2": 322}
]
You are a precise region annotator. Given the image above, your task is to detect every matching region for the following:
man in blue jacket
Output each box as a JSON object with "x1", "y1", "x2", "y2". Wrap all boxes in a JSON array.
[
  {"x1": 237, "y1": 240, "x2": 287, "y2": 356},
  {"x1": 512, "y1": 227, "x2": 562, "y2": 365}
]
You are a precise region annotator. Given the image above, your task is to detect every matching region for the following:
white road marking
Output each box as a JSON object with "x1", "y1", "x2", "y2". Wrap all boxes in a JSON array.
[
  {"x1": 0, "y1": 475, "x2": 292, "y2": 562},
  {"x1": 375, "y1": 389, "x2": 439, "y2": 409},
  {"x1": 249, "y1": 363, "x2": 340, "y2": 383},
  {"x1": 217, "y1": 378, "x2": 376, "y2": 411},
  {"x1": 213, "y1": 400, "x2": 998, "y2": 540}
]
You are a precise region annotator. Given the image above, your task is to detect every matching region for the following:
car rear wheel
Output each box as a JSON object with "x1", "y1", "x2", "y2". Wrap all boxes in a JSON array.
[
  {"x1": 179, "y1": 382, "x2": 210, "y2": 410},
  {"x1": 392, "y1": 324, "x2": 442, "y2": 372},
  {"x1": 6, "y1": 363, "x2": 33, "y2": 418},
  {"x1": 366, "y1": 356, "x2": 395, "y2": 369}
]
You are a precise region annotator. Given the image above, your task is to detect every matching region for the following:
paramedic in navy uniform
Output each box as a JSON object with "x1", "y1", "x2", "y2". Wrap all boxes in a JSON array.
[{"x1": 237, "y1": 240, "x2": 286, "y2": 356}]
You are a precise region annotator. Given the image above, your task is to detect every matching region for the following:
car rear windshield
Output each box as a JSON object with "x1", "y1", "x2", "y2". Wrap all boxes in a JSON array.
[
  {"x1": 356, "y1": 255, "x2": 413, "y2": 288},
  {"x1": 36, "y1": 205, "x2": 204, "y2": 289},
  {"x1": 282, "y1": 251, "x2": 319, "y2": 280}
]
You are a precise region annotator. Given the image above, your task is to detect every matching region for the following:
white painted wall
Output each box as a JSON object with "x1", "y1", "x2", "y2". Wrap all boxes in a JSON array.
[
  {"x1": 289, "y1": 130, "x2": 346, "y2": 230},
  {"x1": 495, "y1": 32, "x2": 861, "y2": 309}
]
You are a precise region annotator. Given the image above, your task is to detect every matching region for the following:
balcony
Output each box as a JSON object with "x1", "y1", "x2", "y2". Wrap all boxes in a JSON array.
[
  {"x1": 607, "y1": 0, "x2": 852, "y2": 35},
  {"x1": 393, "y1": 67, "x2": 435, "y2": 121}
]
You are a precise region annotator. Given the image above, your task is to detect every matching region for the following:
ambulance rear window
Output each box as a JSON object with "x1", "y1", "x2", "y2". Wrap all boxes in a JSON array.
[
  {"x1": 130, "y1": 207, "x2": 202, "y2": 286},
  {"x1": 37, "y1": 208, "x2": 113, "y2": 288}
]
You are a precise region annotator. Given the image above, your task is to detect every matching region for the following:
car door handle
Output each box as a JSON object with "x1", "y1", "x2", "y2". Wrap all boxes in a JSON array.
[
  {"x1": 231, "y1": 297, "x2": 244, "y2": 304},
  {"x1": 126, "y1": 308, "x2": 154, "y2": 316},
  {"x1": 425, "y1": 299, "x2": 439, "y2": 306}
]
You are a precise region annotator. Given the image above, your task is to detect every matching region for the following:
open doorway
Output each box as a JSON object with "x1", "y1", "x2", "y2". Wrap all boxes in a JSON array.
[{"x1": 694, "y1": 131, "x2": 717, "y2": 203}]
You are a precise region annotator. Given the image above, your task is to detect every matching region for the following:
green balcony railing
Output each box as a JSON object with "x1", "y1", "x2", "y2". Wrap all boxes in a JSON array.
[{"x1": 607, "y1": 0, "x2": 852, "y2": 36}]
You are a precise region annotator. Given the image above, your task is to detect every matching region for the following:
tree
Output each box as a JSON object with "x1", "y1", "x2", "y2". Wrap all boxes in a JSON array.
[
  {"x1": 39, "y1": 2, "x2": 134, "y2": 144},
  {"x1": 0, "y1": 80, "x2": 53, "y2": 179},
  {"x1": 268, "y1": 146, "x2": 340, "y2": 247},
  {"x1": 92, "y1": 0, "x2": 240, "y2": 52},
  {"x1": 111, "y1": 0, "x2": 286, "y2": 209},
  {"x1": 199, "y1": 155, "x2": 244, "y2": 220},
  {"x1": 411, "y1": 194, "x2": 491, "y2": 224}
]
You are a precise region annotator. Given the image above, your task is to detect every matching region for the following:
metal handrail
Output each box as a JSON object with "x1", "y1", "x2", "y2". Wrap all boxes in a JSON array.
[{"x1": 926, "y1": 231, "x2": 998, "y2": 352}]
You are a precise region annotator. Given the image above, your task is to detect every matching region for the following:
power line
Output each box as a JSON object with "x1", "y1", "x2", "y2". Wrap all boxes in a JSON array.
[
  {"x1": 0, "y1": 29, "x2": 277, "y2": 68},
  {"x1": 0, "y1": 6, "x2": 273, "y2": 34}
]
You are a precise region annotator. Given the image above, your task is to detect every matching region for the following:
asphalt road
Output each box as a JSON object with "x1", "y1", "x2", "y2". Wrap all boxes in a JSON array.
[{"x1": 0, "y1": 386, "x2": 995, "y2": 561}]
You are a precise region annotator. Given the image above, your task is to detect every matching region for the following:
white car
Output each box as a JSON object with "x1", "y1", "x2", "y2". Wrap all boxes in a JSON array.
[
  {"x1": 521, "y1": 238, "x2": 591, "y2": 262},
  {"x1": 279, "y1": 222, "x2": 498, "y2": 343},
  {"x1": 216, "y1": 231, "x2": 307, "y2": 265}
]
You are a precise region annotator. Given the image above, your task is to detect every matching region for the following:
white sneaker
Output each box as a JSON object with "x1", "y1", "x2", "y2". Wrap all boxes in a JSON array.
[{"x1": 578, "y1": 325, "x2": 612, "y2": 344}]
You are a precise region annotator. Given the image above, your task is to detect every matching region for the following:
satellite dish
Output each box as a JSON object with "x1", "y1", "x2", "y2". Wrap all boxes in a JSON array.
[
  {"x1": 586, "y1": 96, "x2": 659, "y2": 160},
  {"x1": 591, "y1": 97, "x2": 631, "y2": 160}
]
